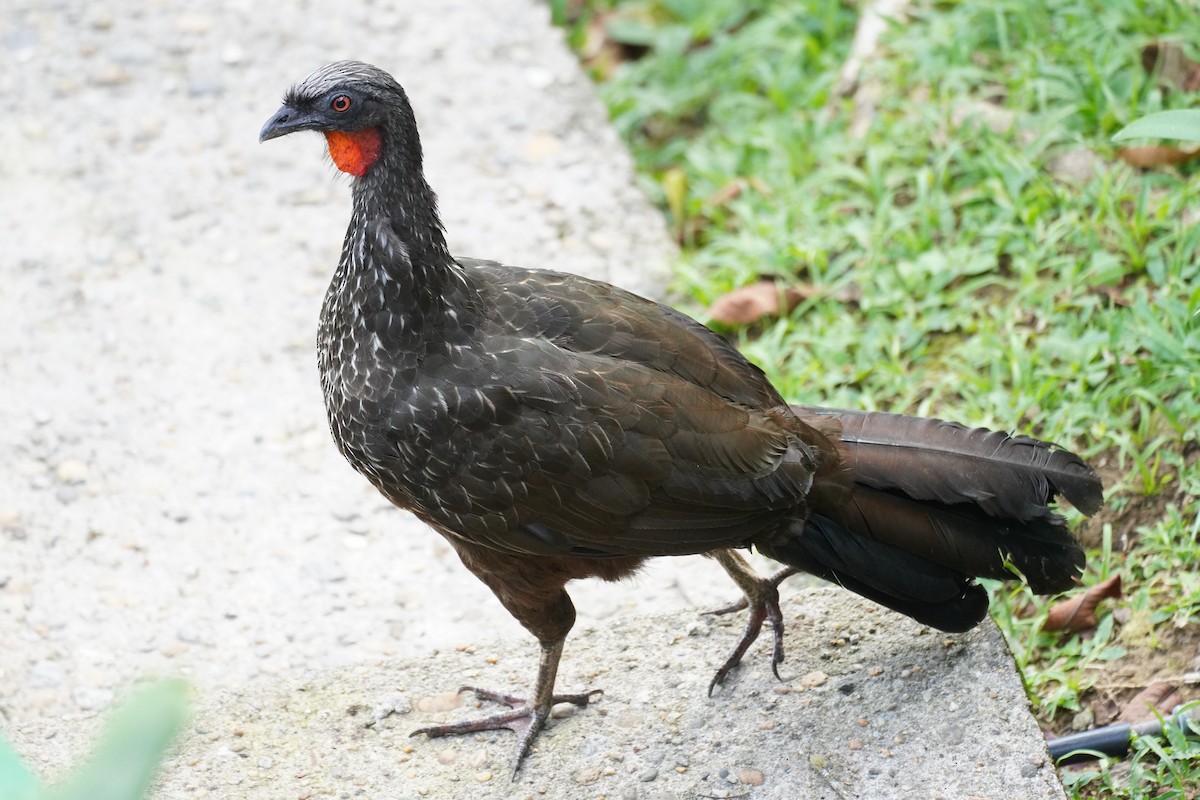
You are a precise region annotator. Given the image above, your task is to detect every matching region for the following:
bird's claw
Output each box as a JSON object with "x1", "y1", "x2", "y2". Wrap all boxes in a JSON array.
[
  {"x1": 409, "y1": 686, "x2": 602, "y2": 778},
  {"x1": 456, "y1": 685, "x2": 602, "y2": 710},
  {"x1": 707, "y1": 593, "x2": 786, "y2": 694},
  {"x1": 707, "y1": 566, "x2": 796, "y2": 694}
]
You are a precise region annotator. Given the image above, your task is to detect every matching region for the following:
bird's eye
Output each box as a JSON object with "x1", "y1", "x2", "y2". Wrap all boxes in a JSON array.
[{"x1": 330, "y1": 95, "x2": 352, "y2": 112}]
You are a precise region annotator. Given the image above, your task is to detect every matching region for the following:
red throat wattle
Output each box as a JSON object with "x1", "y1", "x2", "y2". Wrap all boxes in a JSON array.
[{"x1": 324, "y1": 128, "x2": 383, "y2": 177}]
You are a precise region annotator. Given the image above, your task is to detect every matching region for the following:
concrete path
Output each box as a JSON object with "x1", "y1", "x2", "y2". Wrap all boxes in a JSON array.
[{"x1": 0, "y1": 1, "x2": 1063, "y2": 797}]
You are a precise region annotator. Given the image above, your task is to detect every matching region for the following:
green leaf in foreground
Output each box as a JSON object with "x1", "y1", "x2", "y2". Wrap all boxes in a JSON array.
[
  {"x1": 0, "y1": 736, "x2": 41, "y2": 800},
  {"x1": 1113, "y1": 109, "x2": 1200, "y2": 143},
  {"x1": 0, "y1": 679, "x2": 189, "y2": 800}
]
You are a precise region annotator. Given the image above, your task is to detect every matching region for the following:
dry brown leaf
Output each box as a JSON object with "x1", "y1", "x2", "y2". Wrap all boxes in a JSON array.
[
  {"x1": 1118, "y1": 681, "x2": 1182, "y2": 724},
  {"x1": 1042, "y1": 574, "x2": 1122, "y2": 632},
  {"x1": 1091, "y1": 695, "x2": 1121, "y2": 727},
  {"x1": 1141, "y1": 41, "x2": 1200, "y2": 92},
  {"x1": 706, "y1": 179, "x2": 746, "y2": 208},
  {"x1": 579, "y1": 11, "x2": 650, "y2": 77},
  {"x1": 708, "y1": 281, "x2": 818, "y2": 325},
  {"x1": 1089, "y1": 285, "x2": 1133, "y2": 307},
  {"x1": 1117, "y1": 145, "x2": 1200, "y2": 169}
]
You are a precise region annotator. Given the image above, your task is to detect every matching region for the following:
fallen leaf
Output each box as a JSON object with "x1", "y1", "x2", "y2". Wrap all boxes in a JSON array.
[
  {"x1": 1118, "y1": 681, "x2": 1182, "y2": 724},
  {"x1": 1042, "y1": 574, "x2": 1122, "y2": 632},
  {"x1": 1089, "y1": 285, "x2": 1133, "y2": 307},
  {"x1": 579, "y1": 10, "x2": 651, "y2": 78},
  {"x1": 1117, "y1": 145, "x2": 1200, "y2": 169},
  {"x1": 708, "y1": 281, "x2": 818, "y2": 325},
  {"x1": 705, "y1": 179, "x2": 746, "y2": 208},
  {"x1": 1092, "y1": 695, "x2": 1121, "y2": 727},
  {"x1": 1141, "y1": 41, "x2": 1200, "y2": 92}
]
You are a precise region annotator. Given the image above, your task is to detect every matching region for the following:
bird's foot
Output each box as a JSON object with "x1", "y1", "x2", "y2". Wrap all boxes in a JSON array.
[
  {"x1": 705, "y1": 566, "x2": 797, "y2": 695},
  {"x1": 409, "y1": 686, "x2": 601, "y2": 778}
]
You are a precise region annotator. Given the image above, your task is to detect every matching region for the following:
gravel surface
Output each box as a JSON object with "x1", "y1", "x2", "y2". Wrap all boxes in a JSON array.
[
  {"x1": 12, "y1": 592, "x2": 1068, "y2": 800},
  {"x1": 1, "y1": 2, "x2": 1063, "y2": 797},
  {"x1": 7, "y1": 592, "x2": 1060, "y2": 796}
]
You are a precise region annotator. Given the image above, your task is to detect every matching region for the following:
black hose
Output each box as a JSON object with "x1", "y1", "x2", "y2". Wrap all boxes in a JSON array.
[{"x1": 1048, "y1": 705, "x2": 1197, "y2": 765}]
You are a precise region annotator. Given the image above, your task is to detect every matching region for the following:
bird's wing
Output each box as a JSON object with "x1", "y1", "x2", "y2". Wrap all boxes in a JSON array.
[
  {"x1": 389, "y1": 332, "x2": 821, "y2": 558},
  {"x1": 460, "y1": 259, "x2": 788, "y2": 411}
]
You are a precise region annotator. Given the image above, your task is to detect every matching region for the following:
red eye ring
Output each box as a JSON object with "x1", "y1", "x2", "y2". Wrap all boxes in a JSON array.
[{"x1": 330, "y1": 95, "x2": 352, "y2": 112}]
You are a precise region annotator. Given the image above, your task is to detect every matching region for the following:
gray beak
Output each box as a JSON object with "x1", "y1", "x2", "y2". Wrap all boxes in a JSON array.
[{"x1": 259, "y1": 104, "x2": 319, "y2": 142}]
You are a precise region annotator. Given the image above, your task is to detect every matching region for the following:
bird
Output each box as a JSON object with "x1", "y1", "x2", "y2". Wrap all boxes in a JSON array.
[{"x1": 260, "y1": 61, "x2": 1103, "y2": 776}]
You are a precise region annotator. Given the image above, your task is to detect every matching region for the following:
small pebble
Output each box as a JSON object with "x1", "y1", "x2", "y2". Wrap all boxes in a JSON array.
[
  {"x1": 524, "y1": 67, "x2": 554, "y2": 89},
  {"x1": 638, "y1": 767, "x2": 658, "y2": 782},
  {"x1": 160, "y1": 642, "x2": 187, "y2": 658},
  {"x1": 176, "y1": 13, "x2": 213, "y2": 34},
  {"x1": 88, "y1": 64, "x2": 130, "y2": 87},
  {"x1": 737, "y1": 768, "x2": 764, "y2": 786},
  {"x1": 73, "y1": 686, "x2": 114, "y2": 710},
  {"x1": 415, "y1": 692, "x2": 463, "y2": 713},
  {"x1": 799, "y1": 670, "x2": 828, "y2": 688},
  {"x1": 220, "y1": 43, "x2": 245, "y2": 65},
  {"x1": 28, "y1": 660, "x2": 64, "y2": 688},
  {"x1": 56, "y1": 459, "x2": 89, "y2": 483},
  {"x1": 550, "y1": 702, "x2": 576, "y2": 719}
]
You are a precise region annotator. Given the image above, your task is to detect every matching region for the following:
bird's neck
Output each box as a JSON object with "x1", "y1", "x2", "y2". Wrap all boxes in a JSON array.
[
  {"x1": 330, "y1": 142, "x2": 481, "y2": 341},
  {"x1": 318, "y1": 119, "x2": 487, "y2": 418}
]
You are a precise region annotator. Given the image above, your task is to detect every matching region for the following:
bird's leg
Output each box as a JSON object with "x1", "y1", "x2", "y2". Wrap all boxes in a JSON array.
[
  {"x1": 409, "y1": 637, "x2": 600, "y2": 777},
  {"x1": 705, "y1": 549, "x2": 797, "y2": 694}
]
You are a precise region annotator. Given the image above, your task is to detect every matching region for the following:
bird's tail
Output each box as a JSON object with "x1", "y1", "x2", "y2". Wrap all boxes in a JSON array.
[{"x1": 756, "y1": 407, "x2": 1104, "y2": 632}]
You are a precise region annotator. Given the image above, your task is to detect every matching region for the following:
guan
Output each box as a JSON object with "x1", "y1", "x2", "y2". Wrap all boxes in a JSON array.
[{"x1": 260, "y1": 61, "x2": 1103, "y2": 775}]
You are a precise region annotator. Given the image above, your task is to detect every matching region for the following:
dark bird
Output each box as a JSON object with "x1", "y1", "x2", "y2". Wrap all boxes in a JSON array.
[{"x1": 260, "y1": 61, "x2": 1103, "y2": 775}]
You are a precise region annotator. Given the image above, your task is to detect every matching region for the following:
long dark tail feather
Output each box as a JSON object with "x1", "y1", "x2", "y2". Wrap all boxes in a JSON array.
[
  {"x1": 761, "y1": 406, "x2": 1103, "y2": 631},
  {"x1": 794, "y1": 406, "x2": 1104, "y2": 520},
  {"x1": 831, "y1": 485, "x2": 1086, "y2": 592},
  {"x1": 757, "y1": 515, "x2": 990, "y2": 632}
]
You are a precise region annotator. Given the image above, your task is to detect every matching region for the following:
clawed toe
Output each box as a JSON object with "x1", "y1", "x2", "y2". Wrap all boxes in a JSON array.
[
  {"x1": 708, "y1": 556, "x2": 798, "y2": 693},
  {"x1": 409, "y1": 683, "x2": 602, "y2": 778}
]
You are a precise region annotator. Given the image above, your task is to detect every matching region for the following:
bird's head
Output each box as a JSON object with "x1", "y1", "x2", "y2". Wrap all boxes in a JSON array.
[{"x1": 259, "y1": 61, "x2": 415, "y2": 178}]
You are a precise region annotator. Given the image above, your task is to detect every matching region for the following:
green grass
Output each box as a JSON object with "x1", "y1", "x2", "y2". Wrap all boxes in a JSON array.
[{"x1": 556, "y1": 0, "x2": 1200, "y2": 796}]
